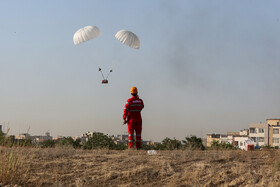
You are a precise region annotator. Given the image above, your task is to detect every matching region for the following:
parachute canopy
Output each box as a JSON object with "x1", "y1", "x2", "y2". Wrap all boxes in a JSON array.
[
  {"x1": 73, "y1": 26, "x2": 101, "y2": 45},
  {"x1": 115, "y1": 30, "x2": 140, "y2": 49}
]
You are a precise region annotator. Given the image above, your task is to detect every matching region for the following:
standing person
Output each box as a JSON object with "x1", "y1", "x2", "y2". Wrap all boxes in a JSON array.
[{"x1": 123, "y1": 87, "x2": 144, "y2": 149}]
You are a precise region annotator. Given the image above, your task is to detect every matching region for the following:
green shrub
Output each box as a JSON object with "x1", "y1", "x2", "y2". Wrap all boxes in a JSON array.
[
  {"x1": 55, "y1": 137, "x2": 82, "y2": 148},
  {"x1": 83, "y1": 132, "x2": 116, "y2": 150},
  {"x1": 155, "y1": 137, "x2": 182, "y2": 150},
  {"x1": 210, "y1": 140, "x2": 235, "y2": 150},
  {"x1": 182, "y1": 135, "x2": 205, "y2": 150},
  {"x1": 41, "y1": 140, "x2": 55, "y2": 148}
]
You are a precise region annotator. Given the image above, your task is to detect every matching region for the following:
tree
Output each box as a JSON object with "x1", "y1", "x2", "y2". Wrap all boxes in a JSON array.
[
  {"x1": 114, "y1": 142, "x2": 127, "y2": 150},
  {"x1": 55, "y1": 137, "x2": 81, "y2": 148},
  {"x1": 157, "y1": 137, "x2": 182, "y2": 150},
  {"x1": 210, "y1": 140, "x2": 235, "y2": 150},
  {"x1": 182, "y1": 135, "x2": 205, "y2": 150},
  {"x1": 16, "y1": 138, "x2": 33, "y2": 147},
  {"x1": 0, "y1": 131, "x2": 5, "y2": 145},
  {"x1": 41, "y1": 139, "x2": 55, "y2": 148},
  {"x1": 83, "y1": 132, "x2": 116, "y2": 150}
]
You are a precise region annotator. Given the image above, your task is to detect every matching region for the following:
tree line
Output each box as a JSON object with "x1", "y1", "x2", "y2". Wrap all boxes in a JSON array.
[{"x1": 0, "y1": 131, "x2": 238, "y2": 150}]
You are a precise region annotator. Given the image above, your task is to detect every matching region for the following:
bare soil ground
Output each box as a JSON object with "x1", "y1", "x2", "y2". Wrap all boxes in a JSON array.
[{"x1": 2, "y1": 147, "x2": 280, "y2": 186}]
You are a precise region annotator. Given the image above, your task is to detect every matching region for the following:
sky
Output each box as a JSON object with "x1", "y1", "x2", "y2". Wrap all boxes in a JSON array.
[{"x1": 0, "y1": 1, "x2": 279, "y2": 141}]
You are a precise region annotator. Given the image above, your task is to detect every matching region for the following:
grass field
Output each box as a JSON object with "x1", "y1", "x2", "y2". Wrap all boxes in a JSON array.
[{"x1": 1, "y1": 147, "x2": 280, "y2": 186}]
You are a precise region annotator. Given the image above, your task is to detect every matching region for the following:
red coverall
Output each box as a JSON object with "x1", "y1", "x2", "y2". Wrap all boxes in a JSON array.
[{"x1": 123, "y1": 95, "x2": 144, "y2": 149}]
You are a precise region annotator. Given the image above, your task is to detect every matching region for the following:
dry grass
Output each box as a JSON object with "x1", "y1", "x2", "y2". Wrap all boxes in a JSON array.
[
  {"x1": 0, "y1": 147, "x2": 30, "y2": 186},
  {"x1": 1, "y1": 148, "x2": 280, "y2": 186}
]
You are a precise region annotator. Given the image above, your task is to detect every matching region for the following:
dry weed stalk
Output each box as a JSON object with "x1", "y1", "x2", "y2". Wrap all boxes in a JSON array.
[{"x1": 0, "y1": 147, "x2": 30, "y2": 185}]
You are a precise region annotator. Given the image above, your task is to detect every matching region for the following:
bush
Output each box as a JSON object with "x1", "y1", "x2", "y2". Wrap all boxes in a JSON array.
[
  {"x1": 55, "y1": 137, "x2": 82, "y2": 149},
  {"x1": 83, "y1": 132, "x2": 117, "y2": 150},
  {"x1": 261, "y1": 145, "x2": 277, "y2": 150},
  {"x1": 182, "y1": 135, "x2": 205, "y2": 150},
  {"x1": 41, "y1": 140, "x2": 55, "y2": 148},
  {"x1": 14, "y1": 139, "x2": 34, "y2": 147},
  {"x1": 141, "y1": 143, "x2": 156, "y2": 150},
  {"x1": 210, "y1": 140, "x2": 235, "y2": 150},
  {"x1": 114, "y1": 142, "x2": 127, "y2": 150},
  {"x1": 0, "y1": 131, "x2": 5, "y2": 145},
  {"x1": 155, "y1": 137, "x2": 182, "y2": 150}
]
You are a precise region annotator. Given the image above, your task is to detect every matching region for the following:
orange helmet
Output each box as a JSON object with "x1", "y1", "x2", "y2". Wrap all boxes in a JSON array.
[{"x1": 130, "y1": 87, "x2": 138, "y2": 94}]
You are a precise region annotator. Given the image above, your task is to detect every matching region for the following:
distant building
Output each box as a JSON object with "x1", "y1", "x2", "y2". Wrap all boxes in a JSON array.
[
  {"x1": 270, "y1": 126, "x2": 280, "y2": 147},
  {"x1": 227, "y1": 132, "x2": 240, "y2": 136},
  {"x1": 248, "y1": 123, "x2": 268, "y2": 146},
  {"x1": 142, "y1": 140, "x2": 154, "y2": 145},
  {"x1": 233, "y1": 136, "x2": 253, "y2": 150},
  {"x1": 75, "y1": 131, "x2": 96, "y2": 143},
  {"x1": 112, "y1": 134, "x2": 129, "y2": 144},
  {"x1": 240, "y1": 129, "x2": 249, "y2": 136},
  {"x1": 207, "y1": 118, "x2": 280, "y2": 149},
  {"x1": 267, "y1": 119, "x2": 280, "y2": 147},
  {"x1": 16, "y1": 133, "x2": 31, "y2": 140},
  {"x1": 32, "y1": 132, "x2": 53, "y2": 144},
  {"x1": 267, "y1": 119, "x2": 280, "y2": 126},
  {"x1": 53, "y1": 136, "x2": 64, "y2": 140},
  {"x1": 116, "y1": 134, "x2": 129, "y2": 141},
  {"x1": 206, "y1": 134, "x2": 225, "y2": 147},
  {"x1": 15, "y1": 132, "x2": 53, "y2": 144}
]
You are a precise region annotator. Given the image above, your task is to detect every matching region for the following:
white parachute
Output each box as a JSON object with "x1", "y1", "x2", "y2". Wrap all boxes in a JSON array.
[
  {"x1": 115, "y1": 30, "x2": 140, "y2": 49},
  {"x1": 73, "y1": 26, "x2": 140, "y2": 84},
  {"x1": 73, "y1": 26, "x2": 101, "y2": 45}
]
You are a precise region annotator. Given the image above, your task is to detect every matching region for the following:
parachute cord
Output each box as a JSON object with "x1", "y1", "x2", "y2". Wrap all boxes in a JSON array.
[
  {"x1": 106, "y1": 61, "x2": 114, "y2": 80},
  {"x1": 105, "y1": 70, "x2": 112, "y2": 80},
  {"x1": 92, "y1": 59, "x2": 106, "y2": 80},
  {"x1": 91, "y1": 58, "x2": 113, "y2": 80},
  {"x1": 99, "y1": 69, "x2": 105, "y2": 80}
]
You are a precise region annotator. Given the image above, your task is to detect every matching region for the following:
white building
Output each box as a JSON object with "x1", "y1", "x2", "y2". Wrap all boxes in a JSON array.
[
  {"x1": 240, "y1": 129, "x2": 249, "y2": 136},
  {"x1": 75, "y1": 131, "x2": 96, "y2": 143},
  {"x1": 220, "y1": 135, "x2": 233, "y2": 144},
  {"x1": 16, "y1": 133, "x2": 31, "y2": 140},
  {"x1": 248, "y1": 123, "x2": 268, "y2": 146},
  {"x1": 233, "y1": 136, "x2": 253, "y2": 150}
]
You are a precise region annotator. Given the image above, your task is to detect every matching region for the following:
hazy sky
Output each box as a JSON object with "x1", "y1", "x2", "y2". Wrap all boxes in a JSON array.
[{"x1": 0, "y1": 1, "x2": 279, "y2": 141}]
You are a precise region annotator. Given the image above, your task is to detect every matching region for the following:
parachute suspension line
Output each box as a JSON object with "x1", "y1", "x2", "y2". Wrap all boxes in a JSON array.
[
  {"x1": 93, "y1": 59, "x2": 106, "y2": 80},
  {"x1": 106, "y1": 61, "x2": 114, "y2": 80},
  {"x1": 99, "y1": 68, "x2": 105, "y2": 80},
  {"x1": 105, "y1": 69, "x2": 113, "y2": 80}
]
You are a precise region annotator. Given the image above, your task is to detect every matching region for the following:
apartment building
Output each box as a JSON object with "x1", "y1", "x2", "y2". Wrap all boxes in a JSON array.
[
  {"x1": 270, "y1": 126, "x2": 280, "y2": 147},
  {"x1": 248, "y1": 123, "x2": 269, "y2": 146},
  {"x1": 206, "y1": 134, "x2": 223, "y2": 147},
  {"x1": 267, "y1": 119, "x2": 280, "y2": 147},
  {"x1": 220, "y1": 135, "x2": 233, "y2": 144},
  {"x1": 207, "y1": 133, "x2": 252, "y2": 149},
  {"x1": 240, "y1": 129, "x2": 249, "y2": 136},
  {"x1": 233, "y1": 136, "x2": 253, "y2": 150},
  {"x1": 267, "y1": 119, "x2": 280, "y2": 126}
]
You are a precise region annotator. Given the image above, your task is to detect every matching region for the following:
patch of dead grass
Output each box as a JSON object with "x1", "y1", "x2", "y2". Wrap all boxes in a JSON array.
[{"x1": 2, "y1": 148, "x2": 280, "y2": 186}]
